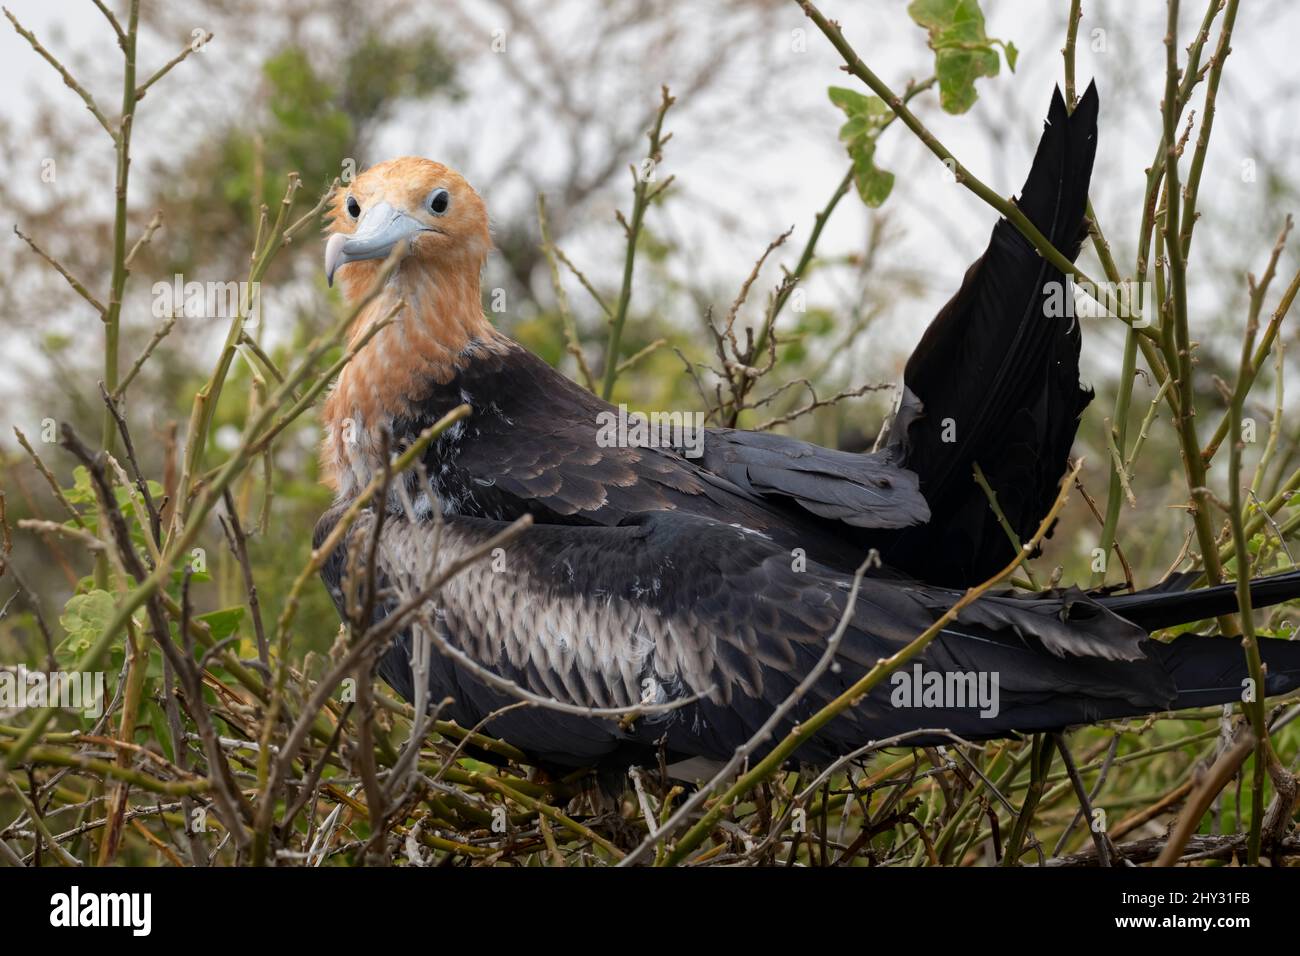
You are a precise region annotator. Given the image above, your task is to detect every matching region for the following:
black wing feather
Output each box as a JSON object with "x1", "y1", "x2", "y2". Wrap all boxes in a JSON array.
[
  {"x1": 397, "y1": 343, "x2": 921, "y2": 570},
  {"x1": 699, "y1": 427, "x2": 929, "y2": 529},
  {"x1": 878, "y1": 83, "x2": 1100, "y2": 585}
]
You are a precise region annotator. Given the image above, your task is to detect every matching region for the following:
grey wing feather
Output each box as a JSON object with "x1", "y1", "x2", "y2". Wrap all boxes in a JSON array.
[{"x1": 699, "y1": 427, "x2": 930, "y2": 529}]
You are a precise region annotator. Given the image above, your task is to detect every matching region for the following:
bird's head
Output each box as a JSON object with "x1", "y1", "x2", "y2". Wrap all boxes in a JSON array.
[
  {"x1": 318, "y1": 157, "x2": 506, "y2": 494},
  {"x1": 324, "y1": 157, "x2": 491, "y2": 295}
]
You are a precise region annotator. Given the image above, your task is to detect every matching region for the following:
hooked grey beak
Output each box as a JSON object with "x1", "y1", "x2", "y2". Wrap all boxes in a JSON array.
[{"x1": 324, "y1": 201, "x2": 430, "y2": 286}]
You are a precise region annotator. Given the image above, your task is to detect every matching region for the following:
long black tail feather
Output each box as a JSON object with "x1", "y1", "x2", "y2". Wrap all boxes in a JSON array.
[
  {"x1": 1150, "y1": 634, "x2": 1300, "y2": 710},
  {"x1": 1099, "y1": 568, "x2": 1300, "y2": 631},
  {"x1": 911, "y1": 569, "x2": 1300, "y2": 742},
  {"x1": 877, "y1": 83, "x2": 1099, "y2": 586},
  {"x1": 925, "y1": 633, "x2": 1300, "y2": 742},
  {"x1": 1072, "y1": 568, "x2": 1300, "y2": 723}
]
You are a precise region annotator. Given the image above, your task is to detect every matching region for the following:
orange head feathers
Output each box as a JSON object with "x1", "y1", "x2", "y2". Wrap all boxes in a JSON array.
[
  {"x1": 324, "y1": 157, "x2": 492, "y2": 297},
  {"x1": 320, "y1": 158, "x2": 508, "y2": 496}
]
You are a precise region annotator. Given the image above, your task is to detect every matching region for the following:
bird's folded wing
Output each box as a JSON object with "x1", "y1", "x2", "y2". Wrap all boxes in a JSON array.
[
  {"x1": 397, "y1": 346, "x2": 901, "y2": 566},
  {"x1": 698, "y1": 427, "x2": 930, "y2": 530},
  {"x1": 317, "y1": 507, "x2": 1173, "y2": 765}
]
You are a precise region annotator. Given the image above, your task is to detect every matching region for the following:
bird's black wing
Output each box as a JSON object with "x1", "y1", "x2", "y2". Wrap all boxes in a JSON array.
[
  {"x1": 316, "y1": 505, "x2": 1300, "y2": 771},
  {"x1": 698, "y1": 427, "x2": 929, "y2": 530},
  {"x1": 397, "y1": 343, "x2": 920, "y2": 570},
  {"x1": 874, "y1": 84, "x2": 1100, "y2": 585}
]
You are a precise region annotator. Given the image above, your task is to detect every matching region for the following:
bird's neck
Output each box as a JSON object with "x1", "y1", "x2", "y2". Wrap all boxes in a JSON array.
[{"x1": 322, "y1": 264, "x2": 509, "y2": 496}]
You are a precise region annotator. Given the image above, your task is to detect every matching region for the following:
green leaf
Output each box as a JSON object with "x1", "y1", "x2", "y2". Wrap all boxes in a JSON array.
[
  {"x1": 1000, "y1": 40, "x2": 1019, "y2": 73},
  {"x1": 827, "y1": 87, "x2": 896, "y2": 208},
  {"x1": 59, "y1": 589, "x2": 117, "y2": 657},
  {"x1": 43, "y1": 332, "x2": 72, "y2": 353},
  {"x1": 907, "y1": 0, "x2": 1016, "y2": 114},
  {"x1": 797, "y1": 308, "x2": 837, "y2": 337},
  {"x1": 935, "y1": 47, "x2": 1000, "y2": 114},
  {"x1": 64, "y1": 466, "x2": 95, "y2": 507},
  {"x1": 147, "y1": 699, "x2": 174, "y2": 763},
  {"x1": 827, "y1": 86, "x2": 873, "y2": 116},
  {"x1": 850, "y1": 142, "x2": 896, "y2": 208},
  {"x1": 170, "y1": 567, "x2": 213, "y2": 590},
  {"x1": 197, "y1": 607, "x2": 245, "y2": 643},
  {"x1": 829, "y1": 87, "x2": 891, "y2": 128}
]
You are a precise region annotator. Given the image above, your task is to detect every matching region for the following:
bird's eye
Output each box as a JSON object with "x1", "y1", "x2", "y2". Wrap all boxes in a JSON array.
[
  {"x1": 428, "y1": 188, "x2": 451, "y2": 216},
  {"x1": 346, "y1": 195, "x2": 361, "y2": 218}
]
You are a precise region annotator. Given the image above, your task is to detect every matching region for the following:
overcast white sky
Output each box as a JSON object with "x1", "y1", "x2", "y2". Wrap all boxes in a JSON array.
[{"x1": 2, "y1": 0, "x2": 1297, "y2": 396}]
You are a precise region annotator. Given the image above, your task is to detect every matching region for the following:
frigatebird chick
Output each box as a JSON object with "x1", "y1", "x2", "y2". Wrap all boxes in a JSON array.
[{"x1": 316, "y1": 87, "x2": 1300, "y2": 774}]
